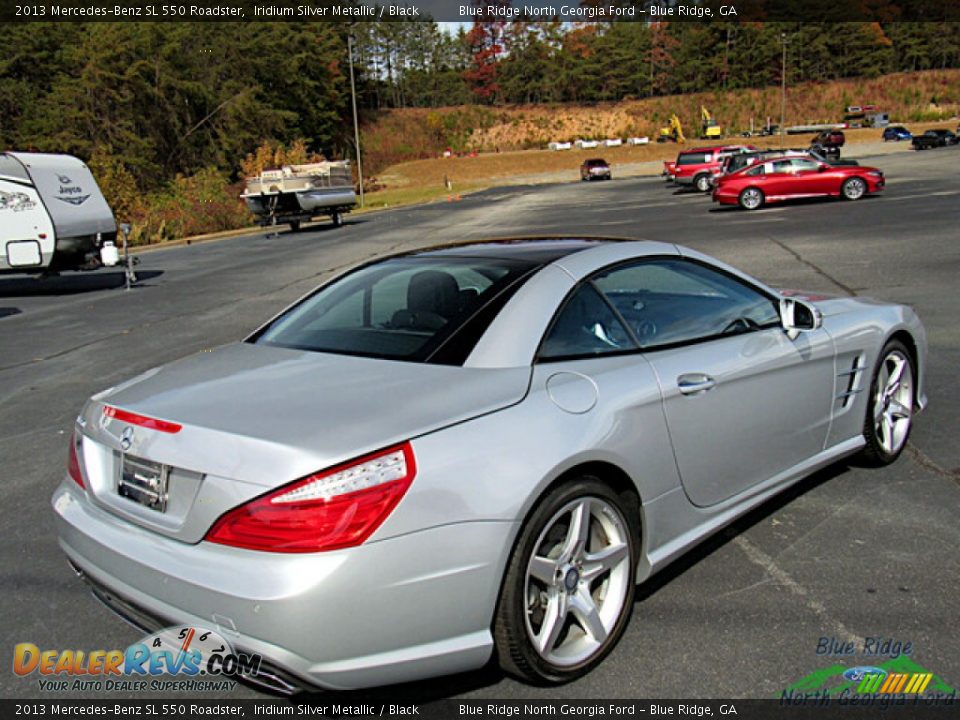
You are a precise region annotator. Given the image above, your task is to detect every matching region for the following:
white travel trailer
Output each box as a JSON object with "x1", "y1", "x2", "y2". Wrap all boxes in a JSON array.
[{"x1": 0, "y1": 152, "x2": 118, "y2": 275}]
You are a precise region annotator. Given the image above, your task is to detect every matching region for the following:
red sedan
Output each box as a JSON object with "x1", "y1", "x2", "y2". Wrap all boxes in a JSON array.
[{"x1": 712, "y1": 156, "x2": 884, "y2": 210}]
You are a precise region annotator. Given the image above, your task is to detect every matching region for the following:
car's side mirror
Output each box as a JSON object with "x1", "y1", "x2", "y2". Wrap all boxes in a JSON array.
[
  {"x1": 818, "y1": 165, "x2": 827, "y2": 172},
  {"x1": 780, "y1": 297, "x2": 823, "y2": 339}
]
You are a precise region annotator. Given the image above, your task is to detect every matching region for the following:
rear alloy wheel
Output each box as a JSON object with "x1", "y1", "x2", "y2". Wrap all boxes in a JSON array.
[
  {"x1": 738, "y1": 187, "x2": 764, "y2": 210},
  {"x1": 694, "y1": 174, "x2": 712, "y2": 193},
  {"x1": 842, "y1": 177, "x2": 867, "y2": 201},
  {"x1": 495, "y1": 479, "x2": 638, "y2": 684},
  {"x1": 858, "y1": 340, "x2": 915, "y2": 466}
]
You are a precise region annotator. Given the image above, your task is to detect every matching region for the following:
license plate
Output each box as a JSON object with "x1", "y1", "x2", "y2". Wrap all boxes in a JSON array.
[{"x1": 119, "y1": 455, "x2": 169, "y2": 513}]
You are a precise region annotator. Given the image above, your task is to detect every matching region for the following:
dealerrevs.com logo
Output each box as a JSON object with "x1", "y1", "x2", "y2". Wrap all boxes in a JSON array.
[{"x1": 13, "y1": 626, "x2": 262, "y2": 692}]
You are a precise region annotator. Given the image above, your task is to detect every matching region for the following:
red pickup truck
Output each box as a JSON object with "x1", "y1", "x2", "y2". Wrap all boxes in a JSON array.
[{"x1": 670, "y1": 145, "x2": 758, "y2": 192}]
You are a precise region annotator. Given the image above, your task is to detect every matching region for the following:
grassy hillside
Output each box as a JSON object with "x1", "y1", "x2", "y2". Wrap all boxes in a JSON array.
[{"x1": 361, "y1": 70, "x2": 960, "y2": 176}]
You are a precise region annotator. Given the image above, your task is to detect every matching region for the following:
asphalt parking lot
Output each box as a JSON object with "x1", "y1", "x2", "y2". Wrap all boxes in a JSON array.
[{"x1": 2, "y1": 147, "x2": 958, "y2": 702}]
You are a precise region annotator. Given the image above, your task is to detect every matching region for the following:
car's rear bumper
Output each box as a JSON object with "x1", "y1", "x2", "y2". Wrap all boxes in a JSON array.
[
  {"x1": 711, "y1": 188, "x2": 739, "y2": 204},
  {"x1": 53, "y1": 480, "x2": 512, "y2": 691}
]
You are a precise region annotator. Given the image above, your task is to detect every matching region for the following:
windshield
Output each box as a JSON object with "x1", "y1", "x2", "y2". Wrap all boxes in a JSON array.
[{"x1": 252, "y1": 256, "x2": 535, "y2": 364}]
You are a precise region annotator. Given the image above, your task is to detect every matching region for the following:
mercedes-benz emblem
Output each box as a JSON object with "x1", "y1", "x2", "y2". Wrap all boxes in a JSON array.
[{"x1": 120, "y1": 426, "x2": 134, "y2": 452}]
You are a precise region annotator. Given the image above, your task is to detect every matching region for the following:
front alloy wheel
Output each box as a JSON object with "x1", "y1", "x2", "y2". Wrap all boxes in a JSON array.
[
  {"x1": 695, "y1": 174, "x2": 712, "y2": 193},
  {"x1": 842, "y1": 177, "x2": 867, "y2": 200},
  {"x1": 859, "y1": 340, "x2": 915, "y2": 466},
  {"x1": 495, "y1": 479, "x2": 638, "y2": 683}
]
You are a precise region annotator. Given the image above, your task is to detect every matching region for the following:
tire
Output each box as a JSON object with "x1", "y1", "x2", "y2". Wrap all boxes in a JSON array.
[
  {"x1": 494, "y1": 478, "x2": 638, "y2": 684},
  {"x1": 841, "y1": 177, "x2": 867, "y2": 201},
  {"x1": 331, "y1": 212, "x2": 342, "y2": 228},
  {"x1": 288, "y1": 220, "x2": 301, "y2": 232},
  {"x1": 694, "y1": 174, "x2": 712, "y2": 193},
  {"x1": 857, "y1": 340, "x2": 916, "y2": 466},
  {"x1": 738, "y1": 187, "x2": 764, "y2": 210}
]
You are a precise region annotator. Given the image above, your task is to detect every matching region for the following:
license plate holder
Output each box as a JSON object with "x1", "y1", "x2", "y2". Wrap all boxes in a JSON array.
[{"x1": 118, "y1": 455, "x2": 169, "y2": 513}]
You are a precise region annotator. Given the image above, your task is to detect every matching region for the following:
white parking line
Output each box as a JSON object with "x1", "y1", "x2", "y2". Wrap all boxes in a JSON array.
[
  {"x1": 885, "y1": 190, "x2": 960, "y2": 201},
  {"x1": 734, "y1": 536, "x2": 862, "y2": 646}
]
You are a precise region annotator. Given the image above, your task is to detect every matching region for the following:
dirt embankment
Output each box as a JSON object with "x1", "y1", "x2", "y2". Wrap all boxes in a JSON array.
[{"x1": 361, "y1": 69, "x2": 960, "y2": 181}]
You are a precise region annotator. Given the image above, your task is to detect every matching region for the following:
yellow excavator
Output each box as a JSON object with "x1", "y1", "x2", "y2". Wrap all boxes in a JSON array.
[
  {"x1": 701, "y1": 106, "x2": 722, "y2": 139},
  {"x1": 657, "y1": 114, "x2": 685, "y2": 143}
]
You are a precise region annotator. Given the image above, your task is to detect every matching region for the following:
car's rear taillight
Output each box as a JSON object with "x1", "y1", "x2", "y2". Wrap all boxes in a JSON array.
[
  {"x1": 205, "y1": 443, "x2": 416, "y2": 553},
  {"x1": 103, "y1": 405, "x2": 182, "y2": 434},
  {"x1": 67, "y1": 432, "x2": 85, "y2": 489}
]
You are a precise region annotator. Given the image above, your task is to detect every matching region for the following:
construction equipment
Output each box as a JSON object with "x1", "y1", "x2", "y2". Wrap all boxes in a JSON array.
[
  {"x1": 657, "y1": 114, "x2": 686, "y2": 144},
  {"x1": 701, "y1": 106, "x2": 722, "y2": 139}
]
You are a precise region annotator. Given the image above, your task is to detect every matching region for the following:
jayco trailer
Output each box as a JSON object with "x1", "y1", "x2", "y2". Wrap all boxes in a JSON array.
[{"x1": 0, "y1": 152, "x2": 118, "y2": 275}]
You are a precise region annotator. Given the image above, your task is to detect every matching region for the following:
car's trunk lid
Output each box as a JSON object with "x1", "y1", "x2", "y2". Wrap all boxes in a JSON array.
[{"x1": 76, "y1": 343, "x2": 531, "y2": 542}]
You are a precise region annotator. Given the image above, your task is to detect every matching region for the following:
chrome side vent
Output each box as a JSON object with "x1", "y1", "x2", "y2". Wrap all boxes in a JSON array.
[{"x1": 835, "y1": 353, "x2": 867, "y2": 409}]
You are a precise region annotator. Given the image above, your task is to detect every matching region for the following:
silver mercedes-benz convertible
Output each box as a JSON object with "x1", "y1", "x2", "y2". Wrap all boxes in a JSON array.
[{"x1": 53, "y1": 238, "x2": 926, "y2": 692}]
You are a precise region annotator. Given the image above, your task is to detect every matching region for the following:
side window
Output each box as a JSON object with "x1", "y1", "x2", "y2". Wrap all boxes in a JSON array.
[
  {"x1": 771, "y1": 160, "x2": 793, "y2": 174},
  {"x1": 539, "y1": 284, "x2": 635, "y2": 360},
  {"x1": 791, "y1": 158, "x2": 820, "y2": 172},
  {"x1": 745, "y1": 164, "x2": 765, "y2": 177},
  {"x1": 592, "y1": 259, "x2": 781, "y2": 349}
]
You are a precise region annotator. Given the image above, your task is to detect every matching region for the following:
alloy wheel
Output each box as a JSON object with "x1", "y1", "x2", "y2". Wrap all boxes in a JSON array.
[
  {"x1": 843, "y1": 178, "x2": 867, "y2": 200},
  {"x1": 740, "y1": 188, "x2": 763, "y2": 210},
  {"x1": 523, "y1": 497, "x2": 631, "y2": 667},
  {"x1": 873, "y1": 349, "x2": 914, "y2": 456}
]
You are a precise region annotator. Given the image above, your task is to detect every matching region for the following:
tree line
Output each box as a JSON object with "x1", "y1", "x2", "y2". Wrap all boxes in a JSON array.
[
  {"x1": 4, "y1": 22, "x2": 959, "y2": 181},
  {"x1": 1, "y1": 21, "x2": 957, "y2": 240},
  {"x1": 357, "y1": 22, "x2": 960, "y2": 108}
]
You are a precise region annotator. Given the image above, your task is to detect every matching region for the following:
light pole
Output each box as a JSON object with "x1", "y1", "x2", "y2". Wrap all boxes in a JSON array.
[
  {"x1": 780, "y1": 31, "x2": 788, "y2": 151},
  {"x1": 348, "y1": 33, "x2": 364, "y2": 208}
]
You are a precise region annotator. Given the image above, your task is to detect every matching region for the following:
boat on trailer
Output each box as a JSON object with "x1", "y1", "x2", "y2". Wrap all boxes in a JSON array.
[{"x1": 241, "y1": 160, "x2": 356, "y2": 231}]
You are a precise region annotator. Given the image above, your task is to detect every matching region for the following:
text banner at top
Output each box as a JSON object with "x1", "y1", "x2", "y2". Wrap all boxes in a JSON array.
[{"x1": 3, "y1": 0, "x2": 960, "y2": 23}]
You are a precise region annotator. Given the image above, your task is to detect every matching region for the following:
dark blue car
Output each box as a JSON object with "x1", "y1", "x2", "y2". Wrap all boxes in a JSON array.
[{"x1": 882, "y1": 126, "x2": 912, "y2": 141}]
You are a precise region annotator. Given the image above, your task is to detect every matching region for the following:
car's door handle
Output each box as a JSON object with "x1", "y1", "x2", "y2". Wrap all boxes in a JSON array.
[{"x1": 677, "y1": 373, "x2": 716, "y2": 395}]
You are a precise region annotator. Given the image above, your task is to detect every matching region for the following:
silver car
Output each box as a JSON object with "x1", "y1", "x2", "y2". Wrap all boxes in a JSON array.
[{"x1": 54, "y1": 238, "x2": 926, "y2": 692}]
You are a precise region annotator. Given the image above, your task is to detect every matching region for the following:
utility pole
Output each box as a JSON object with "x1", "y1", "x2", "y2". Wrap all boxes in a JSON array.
[
  {"x1": 780, "y1": 32, "x2": 788, "y2": 151},
  {"x1": 348, "y1": 33, "x2": 364, "y2": 208}
]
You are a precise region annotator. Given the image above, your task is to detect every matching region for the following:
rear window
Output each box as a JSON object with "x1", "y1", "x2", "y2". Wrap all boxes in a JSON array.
[
  {"x1": 677, "y1": 152, "x2": 709, "y2": 165},
  {"x1": 585, "y1": 159, "x2": 608, "y2": 167},
  {"x1": 252, "y1": 256, "x2": 535, "y2": 364}
]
